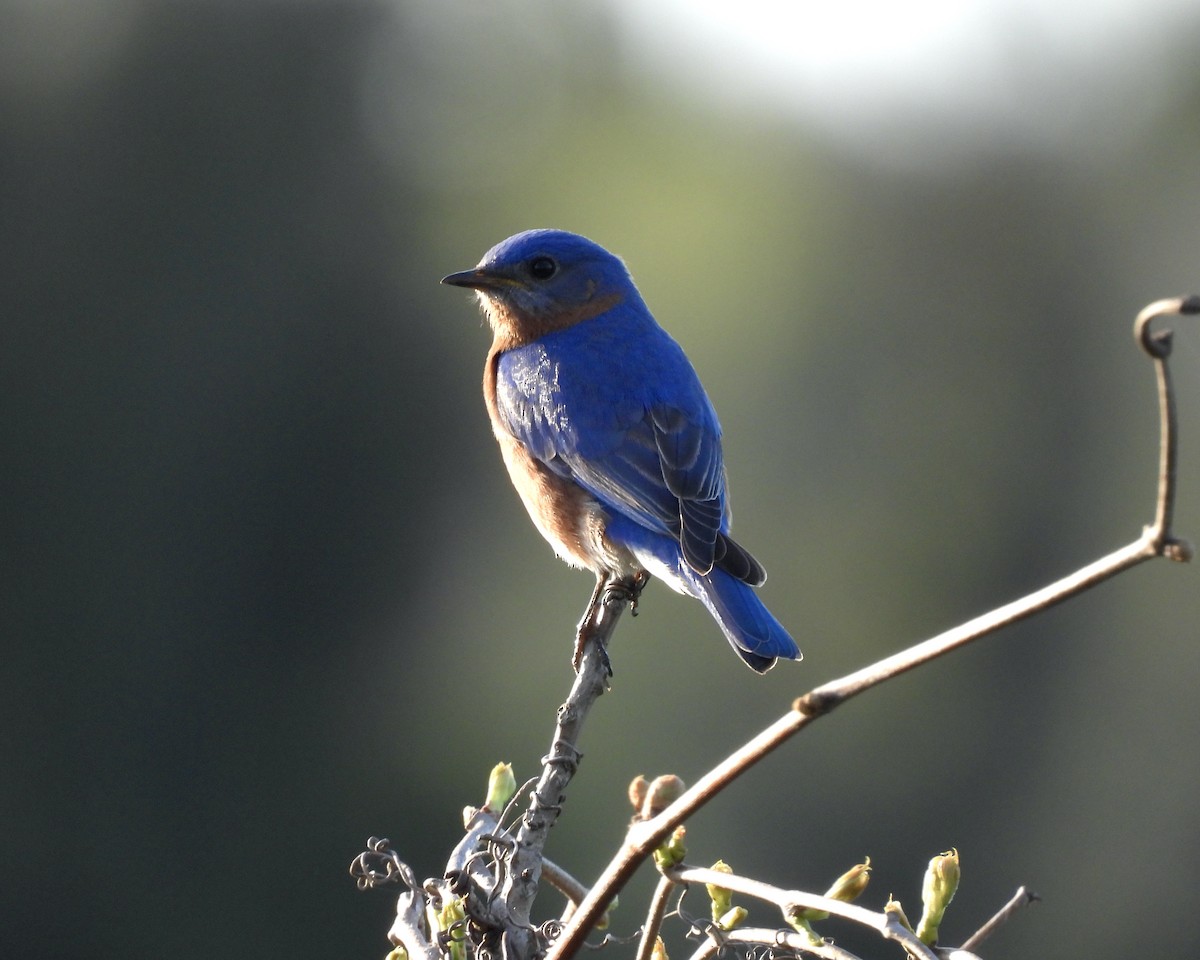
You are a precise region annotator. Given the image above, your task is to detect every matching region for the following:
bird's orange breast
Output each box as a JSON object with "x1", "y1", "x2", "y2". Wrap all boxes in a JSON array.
[{"x1": 482, "y1": 343, "x2": 634, "y2": 574}]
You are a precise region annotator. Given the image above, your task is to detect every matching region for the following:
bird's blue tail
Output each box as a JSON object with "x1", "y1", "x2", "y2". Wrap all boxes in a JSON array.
[
  {"x1": 688, "y1": 566, "x2": 801, "y2": 673},
  {"x1": 613, "y1": 518, "x2": 800, "y2": 672}
]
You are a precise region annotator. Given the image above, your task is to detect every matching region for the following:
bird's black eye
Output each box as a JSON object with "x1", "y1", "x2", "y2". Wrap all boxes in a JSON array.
[{"x1": 528, "y1": 256, "x2": 557, "y2": 280}]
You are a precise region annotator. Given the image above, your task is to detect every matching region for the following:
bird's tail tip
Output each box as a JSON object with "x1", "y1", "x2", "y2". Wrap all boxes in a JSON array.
[
  {"x1": 735, "y1": 639, "x2": 803, "y2": 674},
  {"x1": 694, "y1": 569, "x2": 801, "y2": 672}
]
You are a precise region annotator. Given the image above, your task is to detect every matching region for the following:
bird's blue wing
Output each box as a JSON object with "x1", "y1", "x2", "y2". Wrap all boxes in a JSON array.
[
  {"x1": 494, "y1": 337, "x2": 727, "y2": 574},
  {"x1": 648, "y1": 403, "x2": 725, "y2": 573}
]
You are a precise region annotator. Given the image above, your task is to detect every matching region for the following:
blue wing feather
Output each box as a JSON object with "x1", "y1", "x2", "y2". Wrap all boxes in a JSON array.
[{"x1": 494, "y1": 318, "x2": 729, "y2": 574}]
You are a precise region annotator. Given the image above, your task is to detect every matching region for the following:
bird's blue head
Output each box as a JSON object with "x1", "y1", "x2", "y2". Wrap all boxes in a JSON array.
[{"x1": 442, "y1": 229, "x2": 638, "y2": 346}]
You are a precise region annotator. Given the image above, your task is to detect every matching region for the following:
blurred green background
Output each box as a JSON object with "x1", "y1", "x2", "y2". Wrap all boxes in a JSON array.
[{"x1": 3, "y1": 1, "x2": 1199, "y2": 958}]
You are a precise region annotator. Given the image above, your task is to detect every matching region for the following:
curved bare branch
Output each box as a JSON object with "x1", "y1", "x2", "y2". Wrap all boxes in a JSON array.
[{"x1": 544, "y1": 297, "x2": 1196, "y2": 960}]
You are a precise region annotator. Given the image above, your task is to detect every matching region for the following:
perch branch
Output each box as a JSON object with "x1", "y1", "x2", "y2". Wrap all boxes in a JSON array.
[
  {"x1": 450, "y1": 808, "x2": 592, "y2": 913},
  {"x1": 494, "y1": 575, "x2": 644, "y2": 956},
  {"x1": 544, "y1": 297, "x2": 1196, "y2": 960}
]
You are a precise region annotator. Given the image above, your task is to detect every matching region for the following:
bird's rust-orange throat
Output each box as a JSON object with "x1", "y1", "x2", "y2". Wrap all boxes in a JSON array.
[{"x1": 484, "y1": 290, "x2": 625, "y2": 351}]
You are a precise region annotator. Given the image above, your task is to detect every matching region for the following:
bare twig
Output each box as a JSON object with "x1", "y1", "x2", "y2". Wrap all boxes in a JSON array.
[
  {"x1": 387, "y1": 886, "x2": 440, "y2": 960},
  {"x1": 633, "y1": 876, "x2": 676, "y2": 960},
  {"x1": 349, "y1": 838, "x2": 441, "y2": 960},
  {"x1": 542, "y1": 858, "x2": 591, "y2": 913},
  {"x1": 957, "y1": 885, "x2": 1040, "y2": 953},
  {"x1": 1135, "y1": 294, "x2": 1200, "y2": 560},
  {"x1": 680, "y1": 939, "x2": 722, "y2": 960},
  {"x1": 710, "y1": 927, "x2": 865, "y2": 960},
  {"x1": 666, "y1": 864, "x2": 938, "y2": 960},
  {"x1": 543, "y1": 299, "x2": 1196, "y2": 960}
]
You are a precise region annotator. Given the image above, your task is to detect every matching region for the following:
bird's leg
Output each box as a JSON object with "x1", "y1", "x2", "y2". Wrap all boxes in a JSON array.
[
  {"x1": 572, "y1": 571, "x2": 652, "y2": 675},
  {"x1": 572, "y1": 574, "x2": 610, "y2": 674}
]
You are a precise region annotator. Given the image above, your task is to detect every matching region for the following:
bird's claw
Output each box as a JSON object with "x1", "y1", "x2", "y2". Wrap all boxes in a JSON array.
[
  {"x1": 603, "y1": 571, "x2": 649, "y2": 615},
  {"x1": 571, "y1": 572, "x2": 649, "y2": 675}
]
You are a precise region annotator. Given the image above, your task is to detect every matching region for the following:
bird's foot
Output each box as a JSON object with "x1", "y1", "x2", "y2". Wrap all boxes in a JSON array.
[
  {"x1": 604, "y1": 570, "x2": 650, "y2": 616},
  {"x1": 571, "y1": 572, "x2": 649, "y2": 676}
]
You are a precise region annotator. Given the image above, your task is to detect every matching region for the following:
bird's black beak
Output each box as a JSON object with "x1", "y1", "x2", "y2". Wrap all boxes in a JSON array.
[{"x1": 441, "y1": 268, "x2": 515, "y2": 291}]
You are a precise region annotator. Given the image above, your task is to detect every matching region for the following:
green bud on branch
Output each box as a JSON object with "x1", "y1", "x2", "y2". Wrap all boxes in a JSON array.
[
  {"x1": 483, "y1": 762, "x2": 516, "y2": 814},
  {"x1": 706, "y1": 860, "x2": 734, "y2": 922},
  {"x1": 652, "y1": 825, "x2": 687, "y2": 869},
  {"x1": 791, "y1": 857, "x2": 872, "y2": 922},
  {"x1": 916, "y1": 848, "x2": 960, "y2": 946}
]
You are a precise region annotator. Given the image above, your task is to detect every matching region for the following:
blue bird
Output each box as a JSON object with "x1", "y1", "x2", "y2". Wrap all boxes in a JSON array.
[{"x1": 442, "y1": 229, "x2": 800, "y2": 672}]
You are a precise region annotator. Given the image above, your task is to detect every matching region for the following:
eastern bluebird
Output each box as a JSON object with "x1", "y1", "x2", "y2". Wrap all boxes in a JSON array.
[{"x1": 442, "y1": 229, "x2": 800, "y2": 672}]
